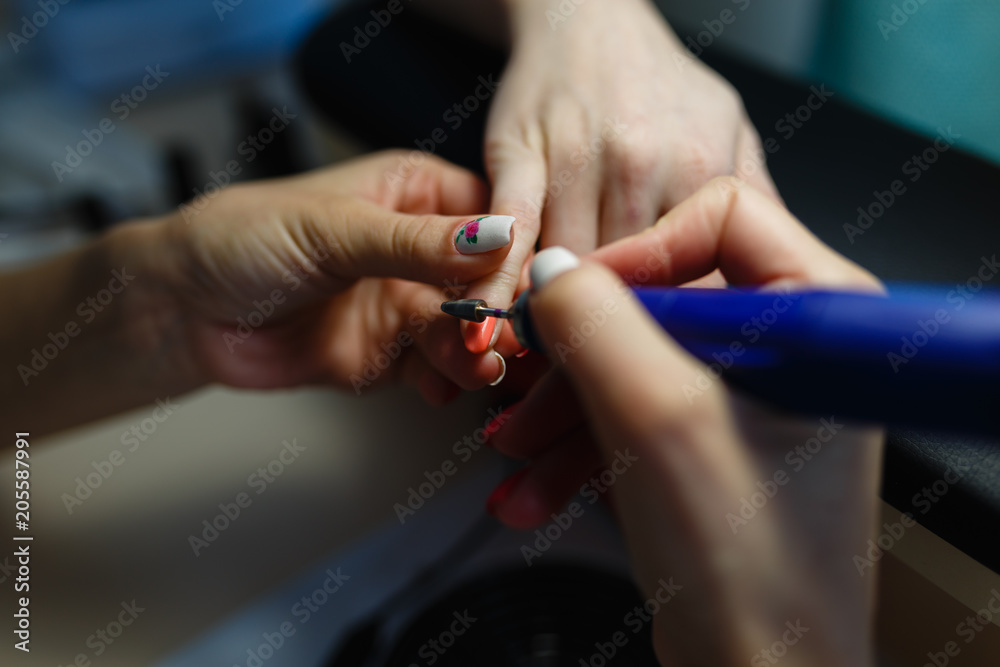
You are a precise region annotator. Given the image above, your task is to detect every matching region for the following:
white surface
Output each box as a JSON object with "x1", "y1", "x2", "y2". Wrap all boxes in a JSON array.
[
  {"x1": 153, "y1": 463, "x2": 629, "y2": 667},
  {"x1": 0, "y1": 385, "x2": 513, "y2": 666}
]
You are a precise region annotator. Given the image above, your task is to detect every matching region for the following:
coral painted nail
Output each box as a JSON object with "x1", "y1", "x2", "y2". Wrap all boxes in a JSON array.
[
  {"x1": 466, "y1": 317, "x2": 496, "y2": 354},
  {"x1": 455, "y1": 215, "x2": 515, "y2": 255}
]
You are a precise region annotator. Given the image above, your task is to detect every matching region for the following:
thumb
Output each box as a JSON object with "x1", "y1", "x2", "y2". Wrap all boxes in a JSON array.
[
  {"x1": 527, "y1": 247, "x2": 722, "y2": 446},
  {"x1": 319, "y1": 199, "x2": 517, "y2": 286}
]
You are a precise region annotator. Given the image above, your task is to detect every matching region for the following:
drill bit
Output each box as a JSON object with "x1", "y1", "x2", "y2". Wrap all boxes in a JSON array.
[{"x1": 440, "y1": 299, "x2": 513, "y2": 323}]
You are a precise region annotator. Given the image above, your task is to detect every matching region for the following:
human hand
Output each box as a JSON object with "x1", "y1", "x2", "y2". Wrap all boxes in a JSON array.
[
  {"x1": 459, "y1": 0, "x2": 779, "y2": 355},
  {"x1": 487, "y1": 179, "x2": 880, "y2": 666},
  {"x1": 133, "y1": 151, "x2": 515, "y2": 403}
]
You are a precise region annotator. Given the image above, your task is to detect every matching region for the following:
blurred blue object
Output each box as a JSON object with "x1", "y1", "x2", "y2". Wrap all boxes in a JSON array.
[{"x1": 11, "y1": 0, "x2": 340, "y2": 93}]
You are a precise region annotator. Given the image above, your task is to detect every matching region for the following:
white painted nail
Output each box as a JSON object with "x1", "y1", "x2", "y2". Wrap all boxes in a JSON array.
[
  {"x1": 530, "y1": 246, "x2": 580, "y2": 290},
  {"x1": 455, "y1": 215, "x2": 515, "y2": 255},
  {"x1": 489, "y1": 352, "x2": 506, "y2": 386}
]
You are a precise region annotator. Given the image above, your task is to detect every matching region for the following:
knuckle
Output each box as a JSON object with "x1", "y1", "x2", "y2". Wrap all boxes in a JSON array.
[
  {"x1": 681, "y1": 140, "x2": 732, "y2": 180},
  {"x1": 390, "y1": 213, "x2": 433, "y2": 261},
  {"x1": 485, "y1": 119, "x2": 545, "y2": 168},
  {"x1": 670, "y1": 139, "x2": 733, "y2": 200},
  {"x1": 707, "y1": 72, "x2": 745, "y2": 116},
  {"x1": 609, "y1": 136, "x2": 661, "y2": 192},
  {"x1": 399, "y1": 167, "x2": 438, "y2": 208}
]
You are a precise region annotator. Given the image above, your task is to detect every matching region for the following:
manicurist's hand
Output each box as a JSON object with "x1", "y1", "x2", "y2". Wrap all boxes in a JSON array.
[
  {"x1": 459, "y1": 0, "x2": 779, "y2": 355},
  {"x1": 487, "y1": 179, "x2": 881, "y2": 667},
  {"x1": 153, "y1": 151, "x2": 515, "y2": 398},
  {"x1": 2, "y1": 152, "x2": 514, "y2": 435}
]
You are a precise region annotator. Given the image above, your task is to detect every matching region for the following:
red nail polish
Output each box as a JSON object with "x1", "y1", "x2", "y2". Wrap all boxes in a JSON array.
[
  {"x1": 486, "y1": 468, "x2": 528, "y2": 516},
  {"x1": 466, "y1": 318, "x2": 496, "y2": 355},
  {"x1": 484, "y1": 402, "x2": 520, "y2": 447}
]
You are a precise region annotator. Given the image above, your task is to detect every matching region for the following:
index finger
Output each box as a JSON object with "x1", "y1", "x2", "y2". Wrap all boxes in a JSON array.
[
  {"x1": 591, "y1": 177, "x2": 878, "y2": 290},
  {"x1": 458, "y1": 140, "x2": 549, "y2": 354}
]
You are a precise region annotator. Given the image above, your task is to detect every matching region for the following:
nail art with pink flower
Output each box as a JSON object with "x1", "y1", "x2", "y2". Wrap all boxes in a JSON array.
[{"x1": 455, "y1": 215, "x2": 515, "y2": 255}]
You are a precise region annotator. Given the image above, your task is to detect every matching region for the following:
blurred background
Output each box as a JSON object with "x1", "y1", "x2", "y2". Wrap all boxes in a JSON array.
[{"x1": 2, "y1": 0, "x2": 999, "y2": 665}]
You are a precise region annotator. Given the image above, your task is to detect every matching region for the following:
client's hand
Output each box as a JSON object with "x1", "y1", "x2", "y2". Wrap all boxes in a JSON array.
[
  {"x1": 458, "y1": 0, "x2": 780, "y2": 355},
  {"x1": 487, "y1": 179, "x2": 881, "y2": 667}
]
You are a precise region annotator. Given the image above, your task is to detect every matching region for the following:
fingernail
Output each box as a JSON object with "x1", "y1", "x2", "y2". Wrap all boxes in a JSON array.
[
  {"x1": 455, "y1": 215, "x2": 515, "y2": 255},
  {"x1": 507, "y1": 336, "x2": 527, "y2": 358},
  {"x1": 484, "y1": 401, "x2": 520, "y2": 447},
  {"x1": 530, "y1": 246, "x2": 580, "y2": 290},
  {"x1": 488, "y1": 352, "x2": 506, "y2": 386},
  {"x1": 465, "y1": 317, "x2": 496, "y2": 354},
  {"x1": 486, "y1": 467, "x2": 528, "y2": 516}
]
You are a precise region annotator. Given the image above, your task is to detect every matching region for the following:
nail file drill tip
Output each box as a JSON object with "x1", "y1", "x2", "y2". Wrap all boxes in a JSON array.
[{"x1": 440, "y1": 299, "x2": 513, "y2": 322}]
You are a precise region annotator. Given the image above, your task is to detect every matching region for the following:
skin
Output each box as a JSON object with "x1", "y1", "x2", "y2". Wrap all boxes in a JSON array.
[
  {"x1": 4, "y1": 0, "x2": 882, "y2": 658},
  {"x1": 488, "y1": 178, "x2": 883, "y2": 667},
  {"x1": 3, "y1": 156, "x2": 880, "y2": 664},
  {"x1": 428, "y1": 0, "x2": 781, "y2": 353},
  {"x1": 0, "y1": 152, "x2": 509, "y2": 437}
]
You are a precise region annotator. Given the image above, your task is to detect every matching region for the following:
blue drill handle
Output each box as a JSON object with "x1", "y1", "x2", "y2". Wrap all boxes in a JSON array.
[{"x1": 513, "y1": 286, "x2": 1000, "y2": 433}]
